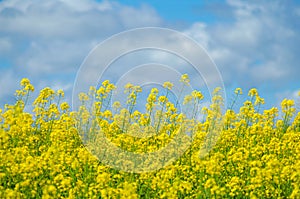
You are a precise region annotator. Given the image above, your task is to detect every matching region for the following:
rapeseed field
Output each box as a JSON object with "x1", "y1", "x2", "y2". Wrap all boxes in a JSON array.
[{"x1": 1, "y1": 75, "x2": 299, "y2": 198}]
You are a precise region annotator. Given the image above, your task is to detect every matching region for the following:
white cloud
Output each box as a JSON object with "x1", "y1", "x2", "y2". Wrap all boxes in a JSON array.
[
  {"x1": 0, "y1": 0, "x2": 162, "y2": 68},
  {"x1": 183, "y1": 23, "x2": 209, "y2": 49},
  {"x1": 184, "y1": 0, "x2": 300, "y2": 89},
  {"x1": 0, "y1": 0, "x2": 161, "y2": 39},
  {"x1": 0, "y1": 0, "x2": 163, "y2": 105},
  {"x1": 118, "y1": 4, "x2": 161, "y2": 27}
]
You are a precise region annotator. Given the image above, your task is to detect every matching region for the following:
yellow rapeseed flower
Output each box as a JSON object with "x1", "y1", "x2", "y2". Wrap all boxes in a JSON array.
[
  {"x1": 163, "y1": 81, "x2": 173, "y2": 90},
  {"x1": 180, "y1": 73, "x2": 190, "y2": 85}
]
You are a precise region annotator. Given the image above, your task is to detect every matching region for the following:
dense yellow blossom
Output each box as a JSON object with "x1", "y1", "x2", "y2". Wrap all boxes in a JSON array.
[{"x1": 0, "y1": 76, "x2": 299, "y2": 198}]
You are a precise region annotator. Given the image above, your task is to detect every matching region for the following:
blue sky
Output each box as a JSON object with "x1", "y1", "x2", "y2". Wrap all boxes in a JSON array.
[
  {"x1": 0, "y1": 0, "x2": 299, "y2": 112},
  {"x1": 113, "y1": 0, "x2": 227, "y2": 23}
]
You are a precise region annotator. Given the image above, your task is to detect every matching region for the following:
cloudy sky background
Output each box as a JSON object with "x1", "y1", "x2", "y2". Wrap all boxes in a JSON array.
[{"x1": 0, "y1": 0, "x2": 299, "y2": 112}]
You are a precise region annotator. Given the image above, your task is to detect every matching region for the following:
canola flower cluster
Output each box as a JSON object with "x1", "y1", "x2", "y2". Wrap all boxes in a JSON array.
[{"x1": 1, "y1": 75, "x2": 300, "y2": 198}]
